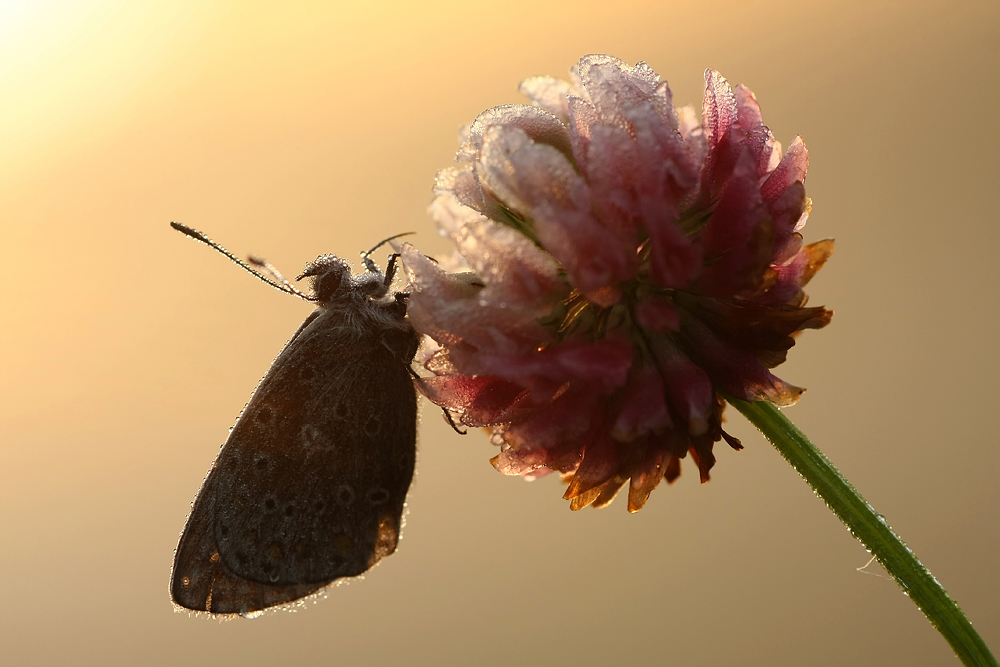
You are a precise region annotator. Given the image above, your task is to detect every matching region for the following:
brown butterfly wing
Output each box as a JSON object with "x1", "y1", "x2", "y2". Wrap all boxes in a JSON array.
[
  {"x1": 171, "y1": 465, "x2": 325, "y2": 614},
  {"x1": 171, "y1": 305, "x2": 417, "y2": 614}
]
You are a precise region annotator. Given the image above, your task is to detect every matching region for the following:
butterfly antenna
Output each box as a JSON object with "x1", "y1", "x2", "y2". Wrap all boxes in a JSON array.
[
  {"x1": 361, "y1": 232, "x2": 415, "y2": 273},
  {"x1": 247, "y1": 255, "x2": 314, "y2": 300},
  {"x1": 170, "y1": 222, "x2": 316, "y2": 301}
]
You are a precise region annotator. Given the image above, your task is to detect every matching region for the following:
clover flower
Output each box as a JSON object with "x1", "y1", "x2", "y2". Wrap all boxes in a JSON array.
[{"x1": 400, "y1": 55, "x2": 833, "y2": 511}]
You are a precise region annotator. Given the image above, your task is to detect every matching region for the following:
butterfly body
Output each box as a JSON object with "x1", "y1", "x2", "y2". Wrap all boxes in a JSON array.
[{"x1": 170, "y1": 242, "x2": 418, "y2": 616}]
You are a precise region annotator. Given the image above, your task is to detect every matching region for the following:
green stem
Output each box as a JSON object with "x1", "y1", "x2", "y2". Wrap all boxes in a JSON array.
[{"x1": 726, "y1": 396, "x2": 997, "y2": 667}]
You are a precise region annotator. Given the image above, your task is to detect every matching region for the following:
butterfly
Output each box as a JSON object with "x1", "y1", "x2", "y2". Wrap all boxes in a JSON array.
[{"x1": 169, "y1": 222, "x2": 418, "y2": 616}]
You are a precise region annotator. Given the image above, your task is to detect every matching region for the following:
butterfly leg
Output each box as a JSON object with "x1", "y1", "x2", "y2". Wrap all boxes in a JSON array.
[
  {"x1": 383, "y1": 253, "x2": 401, "y2": 288},
  {"x1": 441, "y1": 407, "x2": 467, "y2": 435},
  {"x1": 401, "y1": 359, "x2": 467, "y2": 435}
]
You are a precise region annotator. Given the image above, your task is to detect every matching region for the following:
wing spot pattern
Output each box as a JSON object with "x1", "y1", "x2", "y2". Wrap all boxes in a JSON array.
[
  {"x1": 367, "y1": 488, "x2": 389, "y2": 506},
  {"x1": 255, "y1": 406, "x2": 274, "y2": 424},
  {"x1": 336, "y1": 485, "x2": 355, "y2": 507}
]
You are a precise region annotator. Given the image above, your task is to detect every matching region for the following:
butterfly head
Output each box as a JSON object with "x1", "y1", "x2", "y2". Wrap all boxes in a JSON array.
[{"x1": 297, "y1": 255, "x2": 354, "y2": 304}]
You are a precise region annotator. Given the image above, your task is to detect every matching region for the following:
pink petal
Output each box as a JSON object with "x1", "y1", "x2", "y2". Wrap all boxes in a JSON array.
[
  {"x1": 462, "y1": 337, "x2": 634, "y2": 400},
  {"x1": 577, "y1": 56, "x2": 660, "y2": 112},
  {"x1": 634, "y1": 296, "x2": 680, "y2": 332},
  {"x1": 401, "y1": 243, "x2": 554, "y2": 354},
  {"x1": 415, "y1": 375, "x2": 527, "y2": 427},
  {"x1": 430, "y1": 195, "x2": 567, "y2": 307},
  {"x1": 765, "y1": 180, "x2": 808, "y2": 250},
  {"x1": 679, "y1": 315, "x2": 803, "y2": 406},
  {"x1": 734, "y1": 84, "x2": 763, "y2": 131},
  {"x1": 688, "y1": 434, "x2": 717, "y2": 483},
  {"x1": 698, "y1": 147, "x2": 772, "y2": 298},
  {"x1": 734, "y1": 85, "x2": 777, "y2": 178},
  {"x1": 491, "y1": 438, "x2": 582, "y2": 477},
  {"x1": 581, "y1": 121, "x2": 643, "y2": 232},
  {"x1": 519, "y1": 76, "x2": 575, "y2": 123},
  {"x1": 702, "y1": 69, "x2": 737, "y2": 149},
  {"x1": 503, "y1": 386, "x2": 602, "y2": 453},
  {"x1": 580, "y1": 100, "x2": 699, "y2": 241},
  {"x1": 433, "y1": 165, "x2": 509, "y2": 224},
  {"x1": 650, "y1": 337, "x2": 715, "y2": 436},
  {"x1": 477, "y1": 125, "x2": 636, "y2": 293},
  {"x1": 761, "y1": 136, "x2": 808, "y2": 203},
  {"x1": 612, "y1": 364, "x2": 672, "y2": 440},
  {"x1": 760, "y1": 239, "x2": 834, "y2": 304},
  {"x1": 567, "y1": 95, "x2": 600, "y2": 174},
  {"x1": 457, "y1": 104, "x2": 574, "y2": 163},
  {"x1": 645, "y1": 203, "x2": 702, "y2": 288}
]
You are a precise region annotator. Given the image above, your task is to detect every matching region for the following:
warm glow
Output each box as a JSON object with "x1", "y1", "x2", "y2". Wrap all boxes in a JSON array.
[{"x1": 1, "y1": 2, "x2": 997, "y2": 666}]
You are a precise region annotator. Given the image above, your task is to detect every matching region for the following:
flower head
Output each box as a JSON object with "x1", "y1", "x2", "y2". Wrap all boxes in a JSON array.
[{"x1": 402, "y1": 55, "x2": 833, "y2": 511}]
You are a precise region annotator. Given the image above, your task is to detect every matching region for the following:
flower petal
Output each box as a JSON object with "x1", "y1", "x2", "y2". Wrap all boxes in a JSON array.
[
  {"x1": 519, "y1": 75, "x2": 575, "y2": 123},
  {"x1": 591, "y1": 476, "x2": 627, "y2": 509},
  {"x1": 698, "y1": 147, "x2": 773, "y2": 297},
  {"x1": 477, "y1": 124, "x2": 636, "y2": 293},
  {"x1": 634, "y1": 296, "x2": 680, "y2": 333},
  {"x1": 401, "y1": 243, "x2": 554, "y2": 354},
  {"x1": 734, "y1": 84, "x2": 778, "y2": 177},
  {"x1": 564, "y1": 433, "x2": 619, "y2": 500},
  {"x1": 702, "y1": 69, "x2": 738, "y2": 149},
  {"x1": 612, "y1": 364, "x2": 673, "y2": 440},
  {"x1": 647, "y1": 209, "x2": 702, "y2": 288},
  {"x1": 433, "y1": 165, "x2": 509, "y2": 224},
  {"x1": 503, "y1": 387, "x2": 602, "y2": 454},
  {"x1": 679, "y1": 314, "x2": 804, "y2": 406},
  {"x1": 430, "y1": 194, "x2": 568, "y2": 307},
  {"x1": 761, "y1": 136, "x2": 808, "y2": 203},
  {"x1": 649, "y1": 337, "x2": 715, "y2": 436},
  {"x1": 462, "y1": 337, "x2": 634, "y2": 400},
  {"x1": 415, "y1": 375, "x2": 527, "y2": 427},
  {"x1": 457, "y1": 104, "x2": 574, "y2": 163},
  {"x1": 627, "y1": 446, "x2": 667, "y2": 512},
  {"x1": 577, "y1": 55, "x2": 661, "y2": 115}
]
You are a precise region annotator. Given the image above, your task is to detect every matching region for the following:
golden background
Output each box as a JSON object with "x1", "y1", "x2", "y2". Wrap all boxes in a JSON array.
[{"x1": 1, "y1": 1, "x2": 997, "y2": 664}]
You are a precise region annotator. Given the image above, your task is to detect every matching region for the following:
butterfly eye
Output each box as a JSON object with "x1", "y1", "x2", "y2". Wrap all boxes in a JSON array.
[{"x1": 315, "y1": 269, "x2": 344, "y2": 301}]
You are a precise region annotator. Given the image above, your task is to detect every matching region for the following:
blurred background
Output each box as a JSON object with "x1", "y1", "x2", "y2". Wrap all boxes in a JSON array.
[{"x1": 1, "y1": 1, "x2": 997, "y2": 665}]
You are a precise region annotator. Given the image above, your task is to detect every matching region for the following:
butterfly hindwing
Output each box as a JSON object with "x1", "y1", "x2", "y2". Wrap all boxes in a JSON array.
[{"x1": 171, "y1": 299, "x2": 418, "y2": 615}]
